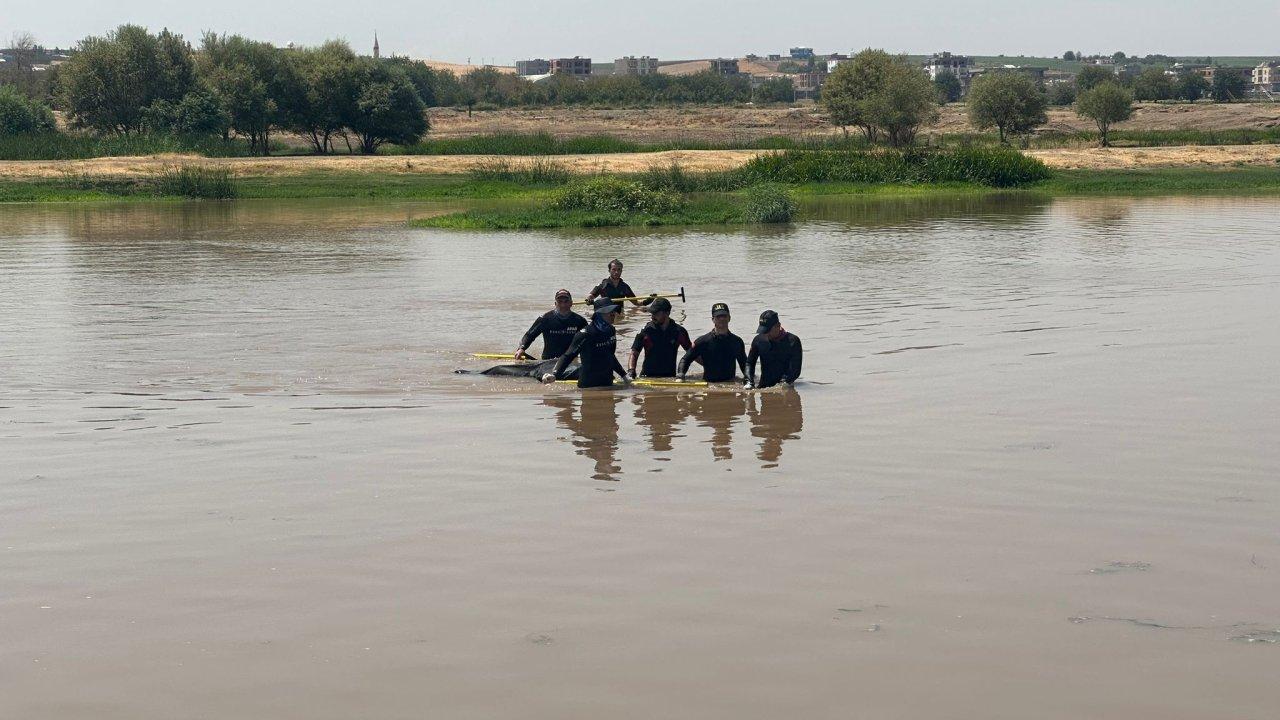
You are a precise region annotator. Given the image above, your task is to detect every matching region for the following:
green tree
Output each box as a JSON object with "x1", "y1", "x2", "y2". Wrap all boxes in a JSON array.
[
  {"x1": 1046, "y1": 82, "x2": 1077, "y2": 106},
  {"x1": 289, "y1": 41, "x2": 360, "y2": 153},
  {"x1": 1062, "y1": 51, "x2": 1076, "y2": 62},
  {"x1": 1175, "y1": 72, "x2": 1209, "y2": 102},
  {"x1": 1075, "y1": 65, "x2": 1115, "y2": 92},
  {"x1": 755, "y1": 76, "x2": 795, "y2": 103},
  {"x1": 142, "y1": 87, "x2": 230, "y2": 135},
  {"x1": 823, "y1": 49, "x2": 938, "y2": 145},
  {"x1": 1131, "y1": 67, "x2": 1175, "y2": 101},
  {"x1": 1076, "y1": 82, "x2": 1133, "y2": 147},
  {"x1": 0, "y1": 84, "x2": 56, "y2": 134},
  {"x1": 199, "y1": 33, "x2": 301, "y2": 154},
  {"x1": 1211, "y1": 70, "x2": 1247, "y2": 102},
  {"x1": 934, "y1": 71, "x2": 963, "y2": 103},
  {"x1": 967, "y1": 72, "x2": 1048, "y2": 143},
  {"x1": 345, "y1": 58, "x2": 428, "y2": 153},
  {"x1": 58, "y1": 25, "x2": 198, "y2": 134}
]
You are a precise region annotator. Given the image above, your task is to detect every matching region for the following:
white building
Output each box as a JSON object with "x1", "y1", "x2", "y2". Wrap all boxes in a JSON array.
[{"x1": 924, "y1": 52, "x2": 972, "y2": 82}]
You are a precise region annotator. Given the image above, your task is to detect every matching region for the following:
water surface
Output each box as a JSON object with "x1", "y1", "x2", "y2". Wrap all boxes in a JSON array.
[{"x1": 3, "y1": 195, "x2": 1278, "y2": 719}]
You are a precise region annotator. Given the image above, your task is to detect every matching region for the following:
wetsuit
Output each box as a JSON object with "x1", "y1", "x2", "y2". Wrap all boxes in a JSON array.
[
  {"x1": 747, "y1": 331, "x2": 803, "y2": 388},
  {"x1": 519, "y1": 310, "x2": 588, "y2": 359},
  {"x1": 552, "y1": 315, "x2": 628, "y2": 388},
  {"x1": 589, "y1": 278, "x2": 652, "y2": 307},
  {"x1": 678, "y1": 330, "x2": 748, "y2": 382},
  {"x1": 631, "y1": 320, "x2": 692, "y2": 377}
]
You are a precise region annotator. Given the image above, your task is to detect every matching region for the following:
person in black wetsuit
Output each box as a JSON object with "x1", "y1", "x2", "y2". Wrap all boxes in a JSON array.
[
  {"x1": 627, "y1": 297, "x2": 692, "y2": 379},
  {"x1": 543, "y1": 297, "x2": 631, "y2": 389},
  {"x1": 746, "y1": 310, "x2": 803, "y2": 389},
  {"x1": 584, "y1": 259, "x2": 655, "y2": 311},
  {"x1": 677, "y1": 302, "x2": 749, "y2": 383},
  {"x1": 514, "y1": 289, "x2": 588, "y2": 360}
]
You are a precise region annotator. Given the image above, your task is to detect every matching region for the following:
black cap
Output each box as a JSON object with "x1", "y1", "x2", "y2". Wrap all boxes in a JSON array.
[
  {"x1": 555, "y1": 288, "x2": 572, "y2": 301},
  {"x1": 593, "y1": 297, "x2": 621, "y2": 313},
  {"x1": 711, "y1": 302, "x2": 730, "y2": 317},
  {"x1": 757, "y1": 310, "x2": 780, "y2": 334},
  {"x1": 649, "y1": 297, "x2": 673, "y2": 314}
]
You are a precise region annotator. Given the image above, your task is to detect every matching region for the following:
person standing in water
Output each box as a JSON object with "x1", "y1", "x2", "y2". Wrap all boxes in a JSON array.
[
  {"x1": 584, "y1": 259, "x2": 655, "y2": 311},
  {"x1": 628, "y1": 297, "x2": 692, "y2": 379},
  {"x1": 544, "y1": 298, "x2": 631, "y2": 389},
  {"x1": 746, "y1": 310, "x2": 803, "y2": 389},
  {"x1": 514, "y1": 289, "x2": 587, "y2": 360},
  {"x1": 678, "y1": 302, "x2": 749, "y2": 383}
]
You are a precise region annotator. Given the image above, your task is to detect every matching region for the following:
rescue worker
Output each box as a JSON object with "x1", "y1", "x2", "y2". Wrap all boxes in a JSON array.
[
  {"x1": 514, "y1": 289, "x2": 587, "y2": 360},
  {"x1": 746, "y1": 310, "x2": 803, "y2": 389},
  {"x1": 677, "y1": 302, "x2": 748, "y2": 383},
  {"x1": 628, "y1": 297, "x2": 692, "y2": 379}
]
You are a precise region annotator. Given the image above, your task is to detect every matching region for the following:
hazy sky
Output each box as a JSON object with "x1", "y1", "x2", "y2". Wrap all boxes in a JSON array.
[{"x1": 6, "y1": 1, "x2": 1278, "y2": 62}]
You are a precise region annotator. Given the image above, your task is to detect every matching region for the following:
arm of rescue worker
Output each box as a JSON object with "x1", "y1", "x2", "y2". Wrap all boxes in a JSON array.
[
  {"x1": 745, "y1": 338, "x2": 759, "y2": 387},
  {"x1": 633, "y1": 294, "x2": 657, "y2": 307},
  {"x1": 585, "y1": 281, "x2": 603, "y2": 302},
  {"x1": 611, "y1": 351, "x2": 628, "y2": 382},
  {"x1": 677, "y1": 338, "x2": 703, "y2": 378},
  {"x1": 783, "y1": 336, "x2": 803, "y2": 384},
  {"x1": 735, "y1": 337, "x2": 749, "y2": 380},
  {"x1": 627, "y1": 333, "x2": 643, "y2": 377},
  {"x1": 678, "y1": 328, "x2": 692, "y2": 351},
  {"x1": 549, "y1": 331, "x2": 587, "y2": 381},
  {"x1": 516, "y1": 315, "x2": 545, "y2": 358}
]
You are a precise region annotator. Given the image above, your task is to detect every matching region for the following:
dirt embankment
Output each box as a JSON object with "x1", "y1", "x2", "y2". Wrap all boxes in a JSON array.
[
  {"x1": 3, "y1": 145, "x2": 1280, "y2": 180},
  {"x1": 425, "y1": 103, "x2": 1280, "y2": 143}
]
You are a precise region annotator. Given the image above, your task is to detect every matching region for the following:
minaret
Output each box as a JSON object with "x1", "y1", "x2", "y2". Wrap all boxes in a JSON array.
[{"x1": 373, "y1": 32, "x2": 380, "y2": 59}]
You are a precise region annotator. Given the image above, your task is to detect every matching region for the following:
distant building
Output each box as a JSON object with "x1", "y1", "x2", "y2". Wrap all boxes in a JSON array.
[
  {"x1": 1196, "y1": 65, "x2": 1253, "y2": 84},
  {"x1": 516, "y1": 59, "x2": 551, "y2": 76},
  {"x1": 615, "y1": 56, "x2": 658, "y2": 76},
  {"x1": 794, "y1": 70, "x2": 827, "y2": 101},
  {"x1": 767, "y1": 54, "x2": 782, "y2": 61},
  {"x1": 550, "y1": 56, "x2": 592, "y2": 76},
  {"x1": 1252, "y1": 61, "x2": 1280, "y2": 94},
  {"x1": 710, "y1": 58, "x2": 740, "y2": 76},
  {"x1": 373, "y1": 32, "x2": 380, "y2": 59},
  {"x1": 924, "y1": 52, "x2": 972, "y2": 83},
  {"x1": 789, "y1": 47, "x2": 814, "y2": 60}
]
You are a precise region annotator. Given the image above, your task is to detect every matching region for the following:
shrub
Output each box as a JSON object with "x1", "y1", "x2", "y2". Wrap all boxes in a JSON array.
[
  {"x1": 739, "y1": 184, "x2": 797, "y2": 223},
  {"x1": 469, "y1": 157, "x2": 572, "y2": 184},
  {"x1": 734, "y1": 147, "x2": 1051, "y2": 187},
  {"x1": 151, "y1": 166, "x2": 237, "y2": 199},
  {"x1": 551, "y1": 176, "x2": 684, "y2": 214},
  {"x1": 0, "y1": 85, "x2": 56, "y2": 135}
]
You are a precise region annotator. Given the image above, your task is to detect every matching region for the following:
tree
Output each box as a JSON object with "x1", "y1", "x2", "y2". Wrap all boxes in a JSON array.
[
  {"x1": 1076, "y1": 82, "x2": 1133, "y2": 147},
  {"x1": 1131, "y1": 67, "x2": 1174, "y2": 101},
  {"x1": 822, "y1": 49, "x2": 938, "y2": 145},
  {"x1": 0, "y1": 84, "x2": 56, "y2": 134},
  {"x1": 1063, "y1": 51, "x2": 1076, "y2": 62},
  {"x1": 141, "y1": 88, "x2": 230, "y2": 135},
  {"x1": 3, "y1": 32, "x2": 39, "y2": 97},
  {"x1": 1076, "y1": 65, "x2": 1115, "y2": 92},
  {"x1": 1112, "y1": 51, "x2": 1127, "y2": 62},
  {"x1": 1211, "y1": 70, "x2": 1247, "y2": 102},
  {"x1": 967, "y1": 72, "x2": 1048, "y2": 143},
  {"x1": 288, "y1": 41, "x2": 360, "y2": 153},
  {"x1": 345, "y1": 58, "x2": 427, "y2": 153},
  {"x1": 199, "y1": 33, "x2": 301, "y2": 154},
  {"x1": 934, "y1": 70, "x2": 963, "y2": 103},
  {"x1": 1046, "y1": 82, "x2": 1077, "y2": 106},
  {"x1": 755, "y1": 76, "x2": 794, "y2": 103},
  {"x1": 58, "y1": 25, "x2": 198, "y2": 135},
  {"x1": 1175, "y1": 72, "x2": 1209, "y2": 102}
]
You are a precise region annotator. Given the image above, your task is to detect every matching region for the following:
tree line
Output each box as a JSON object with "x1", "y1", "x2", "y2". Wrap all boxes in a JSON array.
[{"x1": 822, "y1": 49, "x2": 1142, "y2": 148}]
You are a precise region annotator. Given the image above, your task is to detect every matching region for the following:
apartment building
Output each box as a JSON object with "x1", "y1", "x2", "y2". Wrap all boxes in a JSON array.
[
  {"x1": 924, "y1": 52, "x2": 972, "y2": 82},
  {"x1": 1252, "y1": 61, "x2": 1280, "y2": 93},
  {"x1": 550, "y1": 56, "x2": 592, "y2": 76},
  {"x1": 710, "y1": 58, "x2": 740, "y2": 76},
  {"x1": 615, "y1": 56, "x2": 659, "y2": 76},
  {"x1": 516, "y1": 59, "x2": 551, "y2": 76}
]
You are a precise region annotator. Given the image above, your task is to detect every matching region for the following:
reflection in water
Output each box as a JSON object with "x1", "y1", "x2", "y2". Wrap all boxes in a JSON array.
[
  {"x1": 551, "y1": 388, "x2": 805, "y2": 479},
  {"x1": 543, "y1": 393, "x2": 623, "y2": 481},
  {"x1": 750, "y1": 389, "x2": 804, "y2": 466}
]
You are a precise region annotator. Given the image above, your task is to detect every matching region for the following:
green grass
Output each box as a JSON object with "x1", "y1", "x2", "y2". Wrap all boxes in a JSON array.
[
  {"x1": 0, "y1": 132, "x2": 258, "y2": 160},
  {"x1": 412, "y1": 202, "x2": 743, "y2": 230}
]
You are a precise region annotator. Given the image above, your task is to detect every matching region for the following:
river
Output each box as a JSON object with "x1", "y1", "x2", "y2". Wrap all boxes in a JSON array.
[{"x1": 2, "y1": 195, "x2": 1278, "y2": 719}]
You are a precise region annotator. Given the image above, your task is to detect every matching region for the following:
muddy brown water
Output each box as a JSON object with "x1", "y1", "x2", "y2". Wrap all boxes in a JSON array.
[{"x1": 2, "y1": 195, "x2": 1278, "y2": 719}]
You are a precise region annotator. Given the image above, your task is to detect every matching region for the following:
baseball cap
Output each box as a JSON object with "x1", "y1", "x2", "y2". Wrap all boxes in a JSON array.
[
  {"x1": 711, "y1": 302, "x2": 730, "y2": 317},
  {"x1": 555, "y1": 289, "x2": 572, "y2": 301},
  {"x1": 648, "y1": 297, "x2": 673, "y2": 314},
  {"x1": 593, "y1": 297, "x2": 622, "y2": 313},
  {"x1": 757, "y1": 310, "x2": 780, "y2": 334}
]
